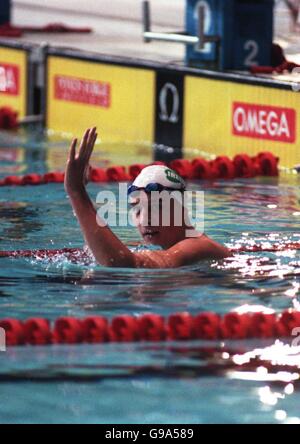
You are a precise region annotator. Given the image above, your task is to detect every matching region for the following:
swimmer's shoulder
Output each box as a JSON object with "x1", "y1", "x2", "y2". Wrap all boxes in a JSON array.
[
  {"x1": 133, "y1": 234, "x2": 231, "y2": 269},
  {"x1": 173, "y1": 233, "x2": 232, "y2": 261}
]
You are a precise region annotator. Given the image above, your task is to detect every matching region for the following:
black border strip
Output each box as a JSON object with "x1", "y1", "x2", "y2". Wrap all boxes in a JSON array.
[
  {"x1": 0, "y1": 39, "x2": 36, "y2": 52},
  {"x1": 47, "y1": 46, "x2": 294, "y2": 91},
  {"x1": 44, "y1": 50, "x2": 49, "y2": 128},
  {"x1": 25, "y1": 44, "x2": 30, "y2": 116}
]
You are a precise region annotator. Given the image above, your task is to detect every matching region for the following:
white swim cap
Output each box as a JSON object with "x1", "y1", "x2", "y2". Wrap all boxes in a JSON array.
[{"x1": 131, "y1": 165, "x2": 186, "y2": 191}]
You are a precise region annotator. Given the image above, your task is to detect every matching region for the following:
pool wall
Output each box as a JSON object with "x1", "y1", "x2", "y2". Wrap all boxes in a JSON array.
[{"x1": 0, "y1": 40, "x2": 299, "y2": 168}]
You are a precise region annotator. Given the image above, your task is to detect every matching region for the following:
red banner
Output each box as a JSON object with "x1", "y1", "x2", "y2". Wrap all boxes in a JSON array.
[
  {"x1": 232, "y1": 102, "x2": 296, "y2": 144},
  {"x1": 0, "y1": 63, "x2": 20, "y2": 96},
  {"x1": 54, "y1": 75, "x2": 111, "y2": 108}
]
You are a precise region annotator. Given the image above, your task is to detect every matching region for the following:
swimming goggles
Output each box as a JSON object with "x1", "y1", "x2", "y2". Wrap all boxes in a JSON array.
[{"x1": 127, "y1": 183, "x2": 185, "y2": 195}]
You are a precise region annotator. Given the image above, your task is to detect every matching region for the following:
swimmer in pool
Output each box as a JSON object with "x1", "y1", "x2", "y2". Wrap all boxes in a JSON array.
[{"x1": 65, "y1": 128, "x2": 230, "y2": 268}]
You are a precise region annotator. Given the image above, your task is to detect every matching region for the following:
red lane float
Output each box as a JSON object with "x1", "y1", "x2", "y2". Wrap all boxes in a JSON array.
[
  {"x1": 21, "y1": 174, "x2": 43, "y2": 186},
  {"x1": 3, "y1": 176, "x2": 22, "y2": 186},
  {"x1": 1, "y1": 310, "x2": 299, "y2": 346},
  {"x1": 233, "y1": 154, "x2": 256, "y2": 178},
  {"x1": 44, "y1": 172, "x2": 65, "y2": 184},
  {"x1": 254, "y1": 152, "x2": 279, "y2": 177},
  {"x1": 0, "y1": 107, "x2": 18, "y2": 130},
  {"x1": 213, "y1": 156, "x2": 236, "y2": 180},
  {"x1": 106, "y1": 166, "x2": 131, "y2": 182},
  {"x1": 170, "y1": 159, "x2": 194, "y2": 180},
  {"x1": 89, "y1": 167, "x2": 107, "y2": 183},
  {"x1": 0, "y1": 152, "x2": 280, "y2": 187},
  {"x1": 192, "y1": 158, "x2": 216, "y2": 180}
]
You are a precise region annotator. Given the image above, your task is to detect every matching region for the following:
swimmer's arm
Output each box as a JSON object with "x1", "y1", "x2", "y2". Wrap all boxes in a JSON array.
[
  {"x1": 65, "y1": 128, "x2": 135, "y2": 268},
  {"x1": 133, "y1": 236, "x2": 231, "y2": 269},
  {"x1": 69, "y1": 188, "x2": 136, "y2": 267}
]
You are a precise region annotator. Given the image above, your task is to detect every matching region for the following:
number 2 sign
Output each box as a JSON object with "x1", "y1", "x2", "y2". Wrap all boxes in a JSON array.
[{"x1": 244, "y1": 40, "x2": 259, "y2": 67}]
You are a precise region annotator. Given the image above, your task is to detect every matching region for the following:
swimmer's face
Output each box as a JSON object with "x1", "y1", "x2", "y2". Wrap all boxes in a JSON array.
[{"x1": 129, "y1": 191, "x2": 186, "y2": 249}]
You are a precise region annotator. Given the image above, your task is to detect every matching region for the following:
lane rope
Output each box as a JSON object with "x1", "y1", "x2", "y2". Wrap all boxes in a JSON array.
[
  {"x1": 0, "y1": 241, "x2": 299, "y2": 263},
  {"x1": 1, "y1": 310, "x2": 299, "y2": 346},
  {"x1": 0, "y1": 152, "x2": 280, "y2": 187}
]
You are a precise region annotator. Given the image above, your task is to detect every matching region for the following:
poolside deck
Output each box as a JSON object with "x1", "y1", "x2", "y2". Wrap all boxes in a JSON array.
[
  {"x1": 8, "y1": 0, "x2": 300, "y2": 67},
  {"x1": 11, "y1": 0, "x2": 185, "y2": 64}
]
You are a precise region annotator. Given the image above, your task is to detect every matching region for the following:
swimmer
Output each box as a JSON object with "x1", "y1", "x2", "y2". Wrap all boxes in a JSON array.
[{"x1": 64, "y1": 128, "x2": 230, "y2": 268}]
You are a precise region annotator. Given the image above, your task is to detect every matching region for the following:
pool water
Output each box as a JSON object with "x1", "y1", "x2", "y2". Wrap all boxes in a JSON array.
[{"x1": 0, "y1": 128, "x2": 299, "y2": 424}]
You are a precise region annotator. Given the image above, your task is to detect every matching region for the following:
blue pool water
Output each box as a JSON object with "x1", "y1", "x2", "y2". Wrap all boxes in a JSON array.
[{"x1": 0, "y1": 128, "x2": 299, "y2": 424}]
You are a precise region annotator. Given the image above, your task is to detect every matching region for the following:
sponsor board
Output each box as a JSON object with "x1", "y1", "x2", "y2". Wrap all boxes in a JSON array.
[
  {"x1": 184, "y1": 77, "x2": 299, "y2": 168},
  {"x1": 47, "y1": 56, "x2": 155, "y2": 147},
  {"x1": 0, "y1": 46, "x2": 28, "y2": 118}
]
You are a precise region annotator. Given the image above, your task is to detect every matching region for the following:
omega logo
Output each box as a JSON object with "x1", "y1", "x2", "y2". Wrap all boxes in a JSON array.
[{"x1": 159, "y1": 82, "x2": 180, "y2": 124}]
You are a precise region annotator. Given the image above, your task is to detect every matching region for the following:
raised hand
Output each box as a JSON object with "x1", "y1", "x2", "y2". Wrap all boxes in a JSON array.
[{"x1": 64, "y1": 127, "x2": 98, "y2": 196}]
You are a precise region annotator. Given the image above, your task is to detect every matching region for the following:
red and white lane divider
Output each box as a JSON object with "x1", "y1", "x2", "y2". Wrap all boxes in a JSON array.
[
  {"x1": 0, "y1": 241, "x2": 299, "y2": 263},
  {"x1": 0, "y1": 152, "x2": 280, "y2": 187},
  {"x1": 0, "y1": 310, "x2": 299, "y2": 346},
  {"x1": 0, "y1": 248, "x2": 87, "y2": 262}
]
